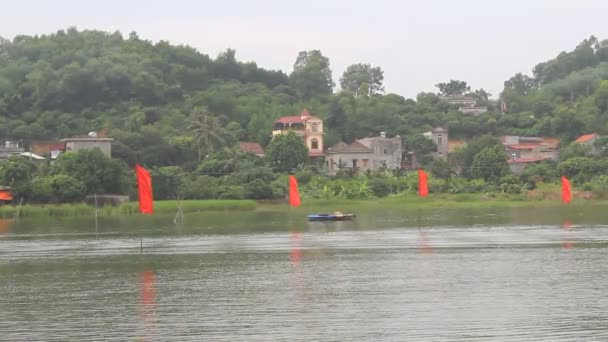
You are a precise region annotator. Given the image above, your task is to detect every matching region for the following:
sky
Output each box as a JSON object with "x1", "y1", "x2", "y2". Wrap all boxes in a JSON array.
[{"x1": 2, "y1": 0, "x2": 608, "y2": 98}]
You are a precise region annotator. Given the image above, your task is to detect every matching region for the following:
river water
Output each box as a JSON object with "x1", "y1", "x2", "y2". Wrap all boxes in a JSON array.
[{"x1": 2, "y1": 205, "x2": 608, "y2": 341}]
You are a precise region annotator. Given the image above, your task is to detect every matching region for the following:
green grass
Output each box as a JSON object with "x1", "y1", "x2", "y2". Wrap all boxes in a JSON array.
[
  {"x1": 294, "y1": 193, "x2": 601, "y2": 209},
  {"x1": 0, "y1": 199, "x2": 257, "y2": 219}
]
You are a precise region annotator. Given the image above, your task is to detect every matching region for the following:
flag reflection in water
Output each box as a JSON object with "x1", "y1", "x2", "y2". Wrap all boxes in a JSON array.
[
  {"x1": 290, "y1": 231, "x2": 302, "y2": 265},
  {"x1": 418, "y1": 231, "x2": 432, "y2": 255},
  {"x1": 138, "y1": 268, "x2": 157, "y2": 341},
  {"x1": 0, "y1": 218, "x2": 11, "y2": 237},
  {"x1": 562, "y1": 221, "x2": 573, "y2": 250}
]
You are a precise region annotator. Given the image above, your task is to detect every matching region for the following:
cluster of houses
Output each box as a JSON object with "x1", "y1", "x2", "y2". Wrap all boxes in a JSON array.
[
  {"x1": 247, "y1": 108, "x2": 601, "y2": 175},
  {"x1": 0, "y1": 108, "x2": 602, "y2": 178},
  {"x1": 0, "y1": 133, "x2": 114, "y2": 164}
]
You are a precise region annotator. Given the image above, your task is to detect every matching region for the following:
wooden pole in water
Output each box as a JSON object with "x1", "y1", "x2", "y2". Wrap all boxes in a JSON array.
[
  {"x1": 94, "y1": 193, "x2": 99, "y2": 238},
  {"x1": 13, "y1": 197, "x2": 23, "y2": 223}
]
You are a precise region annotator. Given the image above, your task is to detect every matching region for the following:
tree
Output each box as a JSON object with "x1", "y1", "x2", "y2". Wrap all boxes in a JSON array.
[
  {"x1": 51, "y1": 149, "x2": 128, "y2": 194},
  {"x1": 471, "y1": 146, "x2": 510, "y2": 182},
  {"x1": 288, "y1": 50, "x2": 334, "y2": 99},
  {"x1": 503, "y1": 73, "x2": 537, "y2": 96},
  {"x1": 405, "y1": 134, "x2": 437, "y2": 166},
  {"x1": 188, "y1": 107, "x2": 225, "y2": 160},
  {"x1": 435, "y1": 80, "x2": 470, "y2": 96},
  {"x1": 451, "y1": 135, "x2": 502, "y2": 177},
  {"x1": 340, "y1": 63, "x2": 384, "y2": 96},
  {"x1": 0, "y1": 157, "x2": 37, "y2": 198},
  {"x1": 265, "y1": 131, "x2": 308, "y2": 172}
]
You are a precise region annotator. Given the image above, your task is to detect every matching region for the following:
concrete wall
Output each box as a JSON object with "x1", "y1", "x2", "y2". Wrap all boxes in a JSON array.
[
  {"x1": 326, "y1": 152, "x2": 372, "y2": 173},
  {"x1": 358, "y1": 136, "x2": 402, "y2": 170},
  {"x1": 65, "y1": 140, "x2": 112, "y2": 157}
]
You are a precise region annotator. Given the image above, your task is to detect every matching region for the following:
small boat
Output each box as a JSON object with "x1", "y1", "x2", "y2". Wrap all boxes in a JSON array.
[{"x1": 307, "y1": 212, "x2": 355, "y2": 222}]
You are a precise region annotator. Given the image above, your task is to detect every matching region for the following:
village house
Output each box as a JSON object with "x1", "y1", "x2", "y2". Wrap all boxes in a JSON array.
[
  {"x1": 0, "y1": 141, "x2": 25, "y2": 162},
  {"x1": 574, "y1": 133, "x2": 600, "y2": 154},
  {"x1": 501, "y1": 136, "x2": 560, "y2": 174},
  {"x1": 61, "y1": 132, "x2": 114, "y2": 157},
  {"x1": 325, "y1": 132, "x2": 402, "y2": 175},
  {"x1": 272, "y1": 109, "x2": 324, "y2": 157},
  {"x1": 442, "y1": 96, "x2": 488, "y2": 115}
]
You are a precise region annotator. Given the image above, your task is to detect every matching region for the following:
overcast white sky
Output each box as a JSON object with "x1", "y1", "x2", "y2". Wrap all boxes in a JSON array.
[{"x1": 2, "y1": 0, "x2": 608, "y2": 98}]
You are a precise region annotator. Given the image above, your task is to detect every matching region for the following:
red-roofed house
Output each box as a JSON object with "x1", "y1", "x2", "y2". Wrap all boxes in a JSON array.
[
  {"x1": 574, "y1": 133, "x2": 600, "y2": 154},
  {"x1": 238, "y1": 142, "x2": 265, "y2": 157},
  {"x1": 501, "y1": 136, "x2": 559, "y2": 171},
  {"x1": 272, "y1": 109, "x2": 324, "y2": 157}
]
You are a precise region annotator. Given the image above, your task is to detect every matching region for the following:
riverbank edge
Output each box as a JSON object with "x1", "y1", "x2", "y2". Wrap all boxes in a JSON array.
[{"x1": 0, "y1": 193, "x2": 604, "y2": 219}]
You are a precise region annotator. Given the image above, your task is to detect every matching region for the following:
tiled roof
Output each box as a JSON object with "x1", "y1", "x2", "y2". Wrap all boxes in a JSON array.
[
  {"x1": 274, "y1": 115, "x2": 305, "y2": 124},
  {"x1": 274, "y1": 108, "x2": 321, "y2": 124},
  {"x1": 508, "y1": 157, "x2": 547, "y2": 164},
  {"x1": 506, "y1": 144, "x2": 539, "y2": 150},
  {"x1": 541, "y1": 137, "x2": 560, "y2": 149},
  {"x1": 238, "y1": 142, "x2": 264, "y2": 155},
  {"x1": 326, "y1": 141, "x2": 372, "y2": 154},
  {"x1": 575, "y1": 133, "x2": 597, "y2": 143}
]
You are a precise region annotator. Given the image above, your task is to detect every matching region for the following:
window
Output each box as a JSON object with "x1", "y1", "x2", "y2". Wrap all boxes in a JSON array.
[
  {"x1": 330, "y1": 158, "x2": 334, "y2": 170},
  {"x1": 384, "y1": 148, "x2": 388, "y2": 155},
  {"x1": 352, "y1": 159, "x2": 358, "y2": 168},
  {"x1": 362, "y1": 159, "x2": 369, "y2": 168},
  {"x1": 311, "y1": 123, "x2": 318, "y2": 132},
  {"x1": 437, "y1": 134, "x2": 443, "y2": 146},
  {"x1": 311, "y1": 138, "x2": 319, "y2": 150}
]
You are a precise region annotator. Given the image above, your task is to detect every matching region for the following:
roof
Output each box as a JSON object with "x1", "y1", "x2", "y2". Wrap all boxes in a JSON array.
[
  {"x1": 508, "y1": 157, "x2": 547, "y2": 164},
  {"x1": 61, "y1": 138, "x2": 114, "y2": 142},
  {"x1": 19, "y1": 152, "x2": 46, "y2": 160},
  {"x1": 506, "y1": 144, "x2": 539, "y2": 150},
  {"x1": 326, "y1": 141, "x2": 372, "y2": 154},
  {"x1": 575, "y1": 133, "x2": 598, "y2": 143},
  {"x1": 541, "y1": 137, "x2": 560, "y2": 149},
  {"x1": 238, "y1": 142, "x2": 264, "y2": 155},
  {"x1": 274, "y1": 109, "x2": 321, "y2": 124}
]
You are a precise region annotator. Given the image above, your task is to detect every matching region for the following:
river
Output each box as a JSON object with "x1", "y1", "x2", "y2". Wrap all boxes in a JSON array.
[{"x1": 1, "y1": 205, "x2": 608, "y2": 341}]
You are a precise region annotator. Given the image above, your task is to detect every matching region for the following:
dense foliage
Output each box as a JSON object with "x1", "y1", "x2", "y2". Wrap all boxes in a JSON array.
[{"x1": 3, "y1": 29, "x2": 608, "y2": 202}]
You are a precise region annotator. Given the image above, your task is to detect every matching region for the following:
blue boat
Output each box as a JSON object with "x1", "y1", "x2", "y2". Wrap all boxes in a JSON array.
[{"x1": 307, "y1": 212, "x2": 355, "y2": 222}]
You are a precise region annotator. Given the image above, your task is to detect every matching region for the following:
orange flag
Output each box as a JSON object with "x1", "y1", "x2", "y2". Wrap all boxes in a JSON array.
[
  {"x1": 289, "y1": 175, "x2": 301, "y2": 207},
  {"x1": 136, "y1": 164, "x2": 154, "y2": 214},
  {"x1": 561, "y1": 176, "x2": 571, "y2": 204},
  {"x1": 418, "y1": 169, "x2": 429, "y2": 197}
]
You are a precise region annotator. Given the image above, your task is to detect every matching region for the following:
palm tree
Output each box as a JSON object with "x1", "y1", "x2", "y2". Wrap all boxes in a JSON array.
[{"x1": 187, "y1": 107, "x2": 224, "y2": 161}]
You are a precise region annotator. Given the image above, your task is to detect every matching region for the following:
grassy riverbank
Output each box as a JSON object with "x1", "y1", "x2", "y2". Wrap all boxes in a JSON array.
[
  {"x1": 0, "y1": 191, "x2": 601, "y2": 219},
  {"x1": 0, "y1": 199, "x2": 257, "y2": 219}
]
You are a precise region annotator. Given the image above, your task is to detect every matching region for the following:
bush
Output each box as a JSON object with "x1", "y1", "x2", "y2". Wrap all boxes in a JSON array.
[{"x1": 245, "y1": 179, "x2": 274, "y2": 199}]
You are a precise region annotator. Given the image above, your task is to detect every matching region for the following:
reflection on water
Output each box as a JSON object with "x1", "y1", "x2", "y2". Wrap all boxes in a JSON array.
[
  {"x1": 3, "y1": 207, "x2": 608, "y2": 340},
  {"x1": 0, "y1": 218, "x2": 12, "y2": 236},
  {"x1": 139, "y1": 268, "x2": 156, "y2": 341}
]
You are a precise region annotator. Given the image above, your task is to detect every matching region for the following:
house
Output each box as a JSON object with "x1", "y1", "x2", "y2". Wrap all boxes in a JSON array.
[
  {"x1": 272, "y1": 109, "x2": 324, "y2": 157},
  {"x1": 325, "y1": 132, "x2": 402, "y2": 174},
  {"x1": 423, "y1": 127, "x2": 449, "y2": 160},
  {"x1": 0, "y1": 141, "x2": 25, "y2": 162},
  {"x1": 574, "y1": 133, "x2": 600, "y2": 154},
  {"x1": 501, "y1": 136, "x2": 559, "y2": 173},
  {"x1": 31, "y1": 141, "x2": 65, "y2": 160},
  {"x1": 61, "y1": 134, "x2": 114, "y2": 157},
  {"x1": 238, "y1": 142, "x2": 265, "y2": 157},
  {"x1": 442, "y1": 96, "x2": 488, "y2": 115}
]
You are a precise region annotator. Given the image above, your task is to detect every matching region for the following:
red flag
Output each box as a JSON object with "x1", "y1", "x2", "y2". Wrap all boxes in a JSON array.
[
  {"x1": 289, "y1": 175, "x2": 301, "y2": 207},
  {"x1": 561, "y1": 176, "x2": 571, "y2": 204},
  {"x1": 136, "y1": 164, "x2": 154, "y2": 214},
  {"x1": 418, "y1": 169, "x2": 428, "y2": 197}
]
